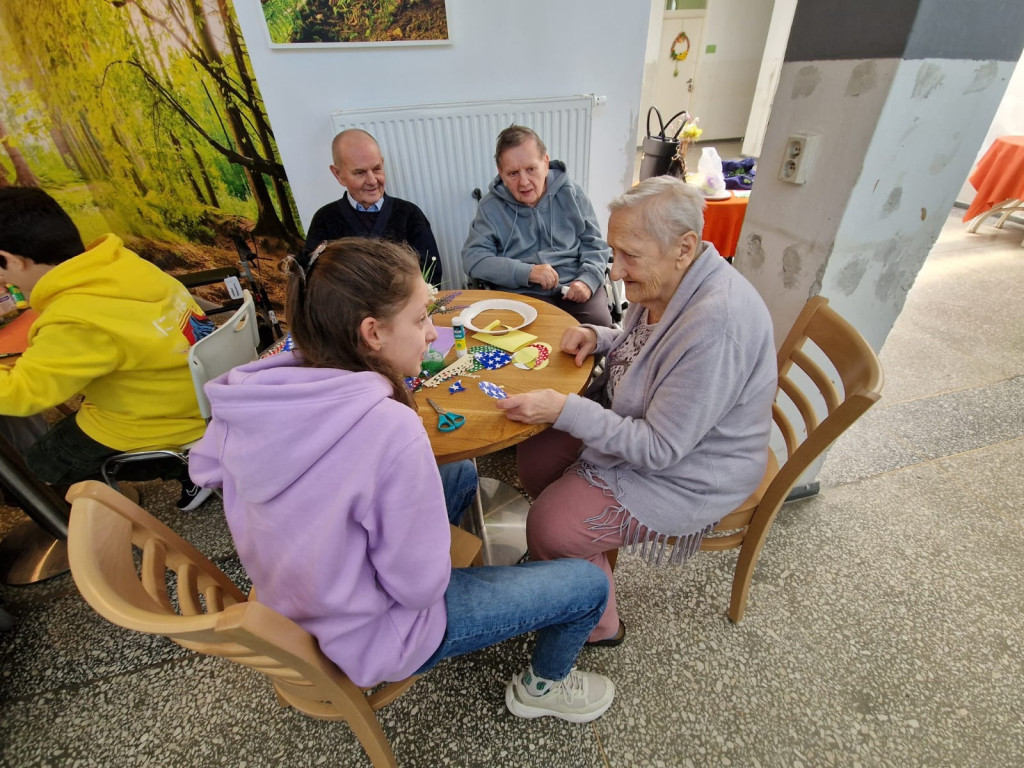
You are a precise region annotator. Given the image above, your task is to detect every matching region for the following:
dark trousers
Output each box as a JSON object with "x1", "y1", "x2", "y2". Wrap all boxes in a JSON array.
[
  {"x1": 549, "y1": 290, "x2": 614, "y2": 328},
  {"x1": 23, "y1": 415, "x2": 184, "y2": 485}
]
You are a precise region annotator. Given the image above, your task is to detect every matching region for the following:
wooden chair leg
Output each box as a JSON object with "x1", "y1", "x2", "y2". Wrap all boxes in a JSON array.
[
  {"x1": 347, "y1": 702, "x2": 400, "y2": 768},
  {"x1": 606, "y1": 548, "x2": 618, "y2": 571},
  {"x1": 726, "y1": 532, "x2": 771, "y2": 623}
]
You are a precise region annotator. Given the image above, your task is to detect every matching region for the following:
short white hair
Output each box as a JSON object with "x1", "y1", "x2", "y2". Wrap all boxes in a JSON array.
[{"x1": 608, "y1": 176, "x2": 705, "y2": 252}]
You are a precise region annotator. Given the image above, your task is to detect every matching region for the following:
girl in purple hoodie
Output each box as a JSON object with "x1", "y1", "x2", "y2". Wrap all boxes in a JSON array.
[{"x1": 189, "y1": 237, "x2": 616, "y2": 723}]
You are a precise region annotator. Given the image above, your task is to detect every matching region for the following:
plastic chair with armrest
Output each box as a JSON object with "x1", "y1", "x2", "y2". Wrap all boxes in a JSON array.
[
  {"x1": 99, "y1": 291, "x2": 259, "y2": 491},
  {"x1": 66, "y1": 479, "x2": 483, "y2": 768},
  {"x1": 605, "y1": 296, "x2": 883, "y2": 622}
]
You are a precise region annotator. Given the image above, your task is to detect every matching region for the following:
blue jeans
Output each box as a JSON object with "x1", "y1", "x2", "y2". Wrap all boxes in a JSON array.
[
  {"x1": 438, "y1": 460, "x2": 476, "y2": 525},
  {"x1": 415, "y1": 558, "x2": 608, "y2": 681}
]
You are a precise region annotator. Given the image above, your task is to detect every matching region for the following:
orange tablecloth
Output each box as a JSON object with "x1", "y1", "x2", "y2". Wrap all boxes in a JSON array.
[
  {"x1": 963, "y1": 136, "x2": 1024, "y2": 222},
  {"x1": 703, "y1": 193, "x2": 749, "y2": 258},
  {"x1": 0, "y1": 310, "x2": 38, "y2": 356}
]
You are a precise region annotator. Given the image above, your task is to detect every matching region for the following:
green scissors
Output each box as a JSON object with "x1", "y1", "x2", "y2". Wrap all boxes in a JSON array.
[{"x1": 426, "y1": 398, "x2": 466, "y2": 432}]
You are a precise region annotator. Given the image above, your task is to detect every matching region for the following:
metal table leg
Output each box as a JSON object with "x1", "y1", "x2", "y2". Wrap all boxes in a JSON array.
[
  {"x1": 0, "y1": 435, "x2": 71, "y2": 585},
  {"x1": 468, "y1": 459, "x2": 531, "y2": 566},
  {"x1": 0, "y1": 518, "x2": 68, "y2": 585}
]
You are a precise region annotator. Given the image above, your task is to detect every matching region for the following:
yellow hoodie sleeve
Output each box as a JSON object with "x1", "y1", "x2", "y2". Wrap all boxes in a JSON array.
[{"x1": 0, "y1": 320, "x2": 119, "y2": 417}]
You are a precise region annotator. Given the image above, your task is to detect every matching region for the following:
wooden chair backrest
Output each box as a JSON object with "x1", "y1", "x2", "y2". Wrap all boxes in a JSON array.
[
  {"x1": 65, "y1": 480, "x2": 458, "y2": 766},
  {"x1": 766, "y1": 295, "x2": 883, "y2": 512},
  {"x1": 706, "y1": 296, "x2": 883, "y2": 621}
]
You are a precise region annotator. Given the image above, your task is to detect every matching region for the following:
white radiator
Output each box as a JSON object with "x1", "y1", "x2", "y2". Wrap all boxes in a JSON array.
[{"x1": 330, "y1": 95, "x2": 594, "y2": 289}]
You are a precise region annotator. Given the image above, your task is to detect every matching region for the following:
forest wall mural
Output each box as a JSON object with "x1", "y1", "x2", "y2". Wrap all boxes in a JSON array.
[{"x1": 0, "y1": 0, "x2": 300, "y2": 314}]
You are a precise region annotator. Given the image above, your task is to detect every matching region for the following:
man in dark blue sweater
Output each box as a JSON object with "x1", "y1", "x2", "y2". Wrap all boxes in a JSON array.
[{"x1": 301, "y1": 129, "x2": 442, "y2": 286}]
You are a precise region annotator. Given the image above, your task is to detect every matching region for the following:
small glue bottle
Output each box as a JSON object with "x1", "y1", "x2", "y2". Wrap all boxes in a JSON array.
[
  {"x1": 0, "y1": 287, "x2": 16, "y2": 319},
  {"x1": 452, "y1": 317, "x2": 468, "y2": 358},
  {"x1": 7, "y1": 284, "x2": 28, "y2": 310}
]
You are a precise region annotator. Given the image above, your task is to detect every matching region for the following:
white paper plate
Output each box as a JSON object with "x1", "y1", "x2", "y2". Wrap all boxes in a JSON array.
[
  {"x1": 459, "y1": 299, "x2": 538, "y2": 334},
  {"x1": 704, "y1": 190, "x2": 732, "y2": 201}
]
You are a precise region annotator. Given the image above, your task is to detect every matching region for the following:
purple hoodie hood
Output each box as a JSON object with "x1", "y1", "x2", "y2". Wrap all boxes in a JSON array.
[{"x1": 193, "y1": 350, "x2": 392, "y2": 503}]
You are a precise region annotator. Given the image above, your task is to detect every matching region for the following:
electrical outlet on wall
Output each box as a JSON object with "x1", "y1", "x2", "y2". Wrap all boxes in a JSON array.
[{"x1": 778, "y1": 133, "x2": 818, "y2": 184}]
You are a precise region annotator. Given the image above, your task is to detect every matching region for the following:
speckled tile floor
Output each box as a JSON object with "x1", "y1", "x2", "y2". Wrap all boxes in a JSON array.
[{"x1": 2, "y1": 209, "x2": 1023, "y2": 767}]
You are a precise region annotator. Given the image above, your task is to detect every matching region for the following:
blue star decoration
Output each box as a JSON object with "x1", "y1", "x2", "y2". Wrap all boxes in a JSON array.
[
  {"x1": 479, "y1": 381, "x2": 508, "y2": 400},
  {"x1": 474, "y1": 348, "x2": 512, "y2": 370},
  {"x1": 449, "y1": 380, "x2": 466, "y2": 394}
]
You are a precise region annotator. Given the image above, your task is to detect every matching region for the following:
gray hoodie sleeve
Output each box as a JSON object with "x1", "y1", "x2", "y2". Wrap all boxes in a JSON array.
[{"x1": 461, "y1": 201, "x2": 534, "y2": 288}]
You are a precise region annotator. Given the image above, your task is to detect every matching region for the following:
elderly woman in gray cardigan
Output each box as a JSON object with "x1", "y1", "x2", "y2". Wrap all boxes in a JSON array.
[{"x1": 496, "y1": 176, "x2": 777, "y2": 645}]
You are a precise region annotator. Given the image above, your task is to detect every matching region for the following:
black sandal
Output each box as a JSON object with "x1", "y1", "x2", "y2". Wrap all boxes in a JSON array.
[{"x1": 585, "y1": 620, "x2": 626, "y2": 648}]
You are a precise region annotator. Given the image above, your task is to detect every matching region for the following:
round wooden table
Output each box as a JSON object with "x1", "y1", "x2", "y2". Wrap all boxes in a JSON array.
[
  {"x1": 415, "y1": 290, "x2": 593, "y2": 463},
  {"x1": 417, "y1": 290, "x2": 594, "y2": 565}
]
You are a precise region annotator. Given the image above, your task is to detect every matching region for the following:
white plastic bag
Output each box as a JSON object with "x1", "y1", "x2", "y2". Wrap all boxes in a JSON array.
[{"x1": 698, "y1": 147, "x2": 726, "y2": 195}]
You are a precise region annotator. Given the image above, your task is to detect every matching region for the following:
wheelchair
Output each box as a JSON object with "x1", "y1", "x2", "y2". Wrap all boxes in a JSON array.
[{"x1": 468, "y1": 187, "x2": 627, "y2": 326}]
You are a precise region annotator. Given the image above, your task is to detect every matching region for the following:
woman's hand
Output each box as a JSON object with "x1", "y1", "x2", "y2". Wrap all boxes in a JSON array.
[
  {"x1": 496, "y1": 389, "x2": 567, "y2": 424},
  {"x1": 560, "y1": 326, "x2": 598, "y2": 367}
]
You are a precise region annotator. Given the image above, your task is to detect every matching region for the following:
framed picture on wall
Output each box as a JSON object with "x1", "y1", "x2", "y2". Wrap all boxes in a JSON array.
[{"x1": 261, "y1": 0, "x2": 450, "y2": 48}]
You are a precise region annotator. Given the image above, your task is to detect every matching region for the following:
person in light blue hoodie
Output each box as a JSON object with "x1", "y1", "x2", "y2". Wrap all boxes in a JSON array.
[
  {"x1": 462, "y1": 125, "x2": 614, "y2": 326},
  {"x1": 189, "y1": 237, "x2": 617, "y2": 723}
]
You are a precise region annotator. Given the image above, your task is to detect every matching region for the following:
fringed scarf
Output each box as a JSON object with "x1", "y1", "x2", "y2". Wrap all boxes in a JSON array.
[{"x1": 577, "y1": 461, "x2": 714, "y2": 566}]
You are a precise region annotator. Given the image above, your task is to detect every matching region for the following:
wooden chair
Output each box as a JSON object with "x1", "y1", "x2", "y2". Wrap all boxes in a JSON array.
[
  {"x1": 606, "y1": 296, "x2": 883, "y2": 623},
  {"x1": 66, "y1": 480, "x2": 483, "y2": 768}
]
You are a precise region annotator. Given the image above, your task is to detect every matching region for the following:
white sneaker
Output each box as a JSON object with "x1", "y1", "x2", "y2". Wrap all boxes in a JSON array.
[{"x1": 505, "y1": 667, "x2": 615, "y2": 723}]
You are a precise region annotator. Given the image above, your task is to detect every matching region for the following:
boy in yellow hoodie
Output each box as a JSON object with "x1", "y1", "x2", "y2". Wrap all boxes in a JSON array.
[{"x1": 0, "y1": 188, "x2": 216, "y2": 511}]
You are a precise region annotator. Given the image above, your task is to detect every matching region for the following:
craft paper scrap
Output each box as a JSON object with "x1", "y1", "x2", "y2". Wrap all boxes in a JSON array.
[
  {"x1": 475, "y1": 348, "x2": 513, "y2": 370},
  {"x1": 513, "y1": 347, "x2": 538, "y2": 368},
  {"x1": 472, "y1": 327, "x2": 538, "y2": 353},
  {"x1": 448, "y1": 380, "x2": 465, "y2": 393},
  {"x1": 479, "y1": 381, "x2": 508, "y2": 399},
  {"x1": 430, "y1": 326, "x2": 456, "y2": 357},
  {"x1": 262, "y1": 332, "x2": 295, "y2": 358},
  {"x1": 422, "y1": 354, "x2": 481, "y2": 387},
  {"x1": 513, "y1": 342, "x2": 552, "y2": 370}
]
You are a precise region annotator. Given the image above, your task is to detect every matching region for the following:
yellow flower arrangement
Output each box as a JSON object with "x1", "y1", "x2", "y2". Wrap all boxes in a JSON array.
[{"x1": 670, "y1": 115, "x2": 702, "y2": 179}]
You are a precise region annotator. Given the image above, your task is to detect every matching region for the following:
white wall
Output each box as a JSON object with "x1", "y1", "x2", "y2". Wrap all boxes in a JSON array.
[
  {"x1": 957, "y1": 52, "x2": 1024, "y2": 206},
  {"x1": 741, "y1": 0, "x2": 797, "y2": 157},
  {"x1": 688, "y1": 0, "x2": 774, "y2": 140},
  {"x1": 231, "y1": 0, "x2": 650, "y2": 253},
  {"x1": 636, "y1": 0, "x2": 672, "y2": 146}
]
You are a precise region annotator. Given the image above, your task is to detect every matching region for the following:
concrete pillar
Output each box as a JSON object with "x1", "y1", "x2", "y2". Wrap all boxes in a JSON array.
[{"x1": 735, "y1": 0, "x2": 1024, "y2": 351}]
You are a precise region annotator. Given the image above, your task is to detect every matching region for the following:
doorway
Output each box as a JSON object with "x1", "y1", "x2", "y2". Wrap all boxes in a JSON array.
[{"x1": 637, "y1": 0, "x2": 777, "y2": 151}]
